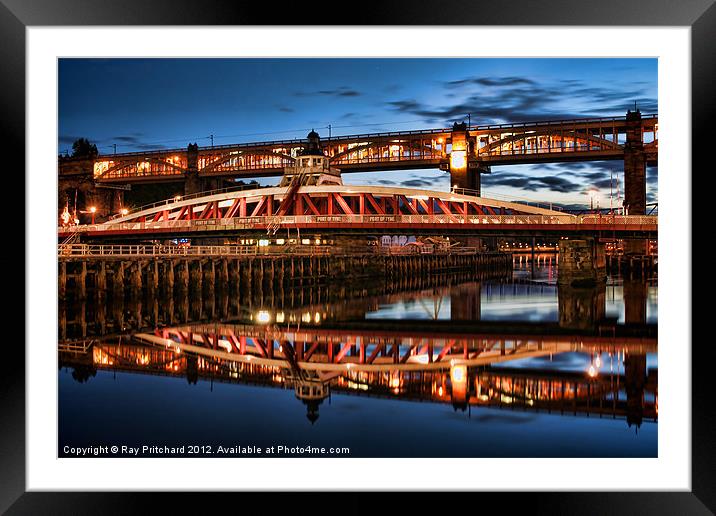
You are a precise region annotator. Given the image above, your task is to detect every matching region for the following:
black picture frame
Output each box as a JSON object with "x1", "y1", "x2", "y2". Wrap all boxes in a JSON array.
[{"x1": 2, "y1": 1, "x2": 711, "y2": 513}]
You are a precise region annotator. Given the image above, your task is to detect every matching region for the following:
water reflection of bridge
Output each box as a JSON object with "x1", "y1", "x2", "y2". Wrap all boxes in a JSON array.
[
  {"x1": 59, "y1": 316, "x2": 657, "y2": 428},
  {"x1": 59, "y1": 271, "x2": 656, "y2": 427}
]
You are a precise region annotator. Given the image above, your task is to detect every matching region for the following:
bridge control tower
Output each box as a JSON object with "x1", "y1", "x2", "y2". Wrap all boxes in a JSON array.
[{"x1": 279, "y1": 130, "x2": 342, "y2": 187}]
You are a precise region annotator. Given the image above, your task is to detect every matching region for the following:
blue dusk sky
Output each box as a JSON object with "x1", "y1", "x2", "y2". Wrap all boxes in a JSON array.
[{"x1": 58, "y1": 58, "x2": 657, "y2": 208}]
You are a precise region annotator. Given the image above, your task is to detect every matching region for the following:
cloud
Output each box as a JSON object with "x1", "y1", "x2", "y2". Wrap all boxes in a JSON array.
[
  {"x1": 277, "y1": 106, "x2": 294, "y2": 113},
  {"x1": 386, "y1": 75, "x2": 657, "y2": 125},
  {"x1": 482, "y1": 171, "x2": 583, "y2": 193},
  {"x1": 294, "y1": 86, "x2": 361, "y2": 98},
  {"x1": 445, "y1": 76, "x2": 537, "y2": 88},
  {"x1": 400, "y1": 179, "x2": 434, "y2": 188}
]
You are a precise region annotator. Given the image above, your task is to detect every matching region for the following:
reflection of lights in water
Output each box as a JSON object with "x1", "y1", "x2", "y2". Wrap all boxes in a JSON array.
[
  {"x1": 594, "y1": 354, "x2": 602, "y2": 368},
  {"x1": 450, "y1": 364, "x2": 467, "y2": 384},
  {"x1": 587, "y1": 365, "x2": 598, "y2": 378},
  {"x1": 256, "y1": 310, "x2": 270, "y2": 324},
  {"x1": 302, "y1": 312, "x2": 311, "y2": 323},
  {"x1": 314, "y1": 312, "x2": 321, "y2": 323},
  {"x1": 346, "y1": 380, "x2": 368, "y2": 391},
  {"x1": 389, "y1": 375, "x2": 401, "y2": 389},
  {"x1": 275, "y1": 312, "x2": 285, "y2": 323},
  {"x1": 438, "y1": 386, "x2": 444, "y2": 397}
]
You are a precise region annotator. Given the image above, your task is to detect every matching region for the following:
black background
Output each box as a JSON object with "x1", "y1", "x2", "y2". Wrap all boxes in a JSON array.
[{"x1": 1, "y1": 0, "x2": 712, "y2": 513}]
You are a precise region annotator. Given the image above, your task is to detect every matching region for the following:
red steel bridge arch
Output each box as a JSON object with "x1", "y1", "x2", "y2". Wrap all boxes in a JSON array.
[{"x1": 60, "y1": 185, "x2": 658, "y2": 241}]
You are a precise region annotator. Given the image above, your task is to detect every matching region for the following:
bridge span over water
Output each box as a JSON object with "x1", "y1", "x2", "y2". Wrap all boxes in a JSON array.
[{"x1": 59, "y1": 185, "x2": 657, "y2": 241}]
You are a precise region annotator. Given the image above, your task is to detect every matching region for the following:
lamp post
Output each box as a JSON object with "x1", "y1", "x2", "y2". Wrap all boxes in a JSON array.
[{"x1": 90, "y1": 206, "x2": 97, "y2": 224}]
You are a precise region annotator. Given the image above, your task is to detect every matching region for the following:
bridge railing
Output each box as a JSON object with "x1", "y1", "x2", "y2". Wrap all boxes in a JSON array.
[
  {"x1": 578, "y1": 215, "x2": 657, "y2": 225},
  {"x1": 60, "y1": 214, "x2": 657, "y2": 234},
  {"x1": 57, "y1": 243, "x2": 335, "y2": 258}
]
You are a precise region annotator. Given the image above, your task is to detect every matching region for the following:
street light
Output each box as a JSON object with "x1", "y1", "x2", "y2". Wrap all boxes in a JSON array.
[
  {"x1": 89, "y1": 206, "x2": 97, "y2": 224},
  {"x1": 121, "y1": 208, "x2": 129, "y2": 216}
]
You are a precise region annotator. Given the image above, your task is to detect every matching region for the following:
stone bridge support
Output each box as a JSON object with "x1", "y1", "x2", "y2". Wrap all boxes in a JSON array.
[
  {"x1": 624, "y1": 109, "x2": 647, "y2": 255},
  {"x1": 558, "y1": 238, "x2": 606, "y2": 287},
  {"x1": 448, "y1": 122, "x2": 490, "y2": 196}
]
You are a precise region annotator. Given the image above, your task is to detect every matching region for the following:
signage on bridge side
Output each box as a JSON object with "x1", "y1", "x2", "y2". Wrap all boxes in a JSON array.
[
  {"x1": 315, "y1": 216, "x2": 343, "y2": 223},
  {"x1": 366, "y1": 215, "x2": 399, "y2": 223}
]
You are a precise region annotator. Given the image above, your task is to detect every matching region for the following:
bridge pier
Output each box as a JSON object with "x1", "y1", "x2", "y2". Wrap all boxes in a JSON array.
[
  {"x1": 191, "y1": 260, "x2": 203, "y2": 292},
  {"x1": 59, "y1": 262, "x2": 67, "y2": 300},
  {"x1": 203, "y1": 259, "x2": 215, "y2": 292},
  {"x1": 624, "y1": 109, "x2": 647, "y2": 255},
  {"x1": 129, "y1": 262, "x2": 142, "y2": 294},
  {"x1": 163, "y1": 261, "x2": 175, "y2": 295},
  {"x1": 112, "y1": 262, "x2": 125, "y2": 297},
  {"x1": 96, "y1": 261, "x2": 107, "y2": 291},
  {"x1": 184, "y1": 143, "x2": 201, "y2": 196},
  {"x1": 77, "y1": 262, "x2": 87, "y2": 300},
  {"x1": 558, "y1": 238, "x2": 606, "y2": 287},
  {"x1": 178, "y1": 261, "x2": 189, "y2": 292}
]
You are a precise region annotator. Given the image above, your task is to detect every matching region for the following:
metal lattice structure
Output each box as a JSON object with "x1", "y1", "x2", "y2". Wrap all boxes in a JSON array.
[
  {"x1": 68, "y1": 115, "x2": 658, "y2": 184},
  {"x1": 58, "y1": 185, "x2": 658, "y2": 239}
]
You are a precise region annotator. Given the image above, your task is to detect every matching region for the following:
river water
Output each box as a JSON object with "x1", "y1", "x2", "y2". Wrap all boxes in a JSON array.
[{"x1": 58, "y1": 254, "x2": 657, "y2": 458}]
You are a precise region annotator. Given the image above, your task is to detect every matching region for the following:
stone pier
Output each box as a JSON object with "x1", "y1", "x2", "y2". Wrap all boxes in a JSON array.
[{"x1": 558, "y1": 238, "x2": 606, "y2": 287}]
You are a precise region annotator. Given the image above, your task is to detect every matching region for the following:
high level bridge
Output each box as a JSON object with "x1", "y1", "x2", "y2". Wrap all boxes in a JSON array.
[{"x1": 60, "y1": 111, "x2": 657, "y2": 216}]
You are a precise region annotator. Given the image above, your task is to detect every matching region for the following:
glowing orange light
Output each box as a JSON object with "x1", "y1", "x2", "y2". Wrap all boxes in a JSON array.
[{"x1": 450, "y1": 150, "x2": 466, "y2": 169}]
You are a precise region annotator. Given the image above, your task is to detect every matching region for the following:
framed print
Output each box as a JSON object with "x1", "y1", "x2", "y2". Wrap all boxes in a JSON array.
[{"x1": 3, "y1": 0, "x2": 713, "y2": 513}]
